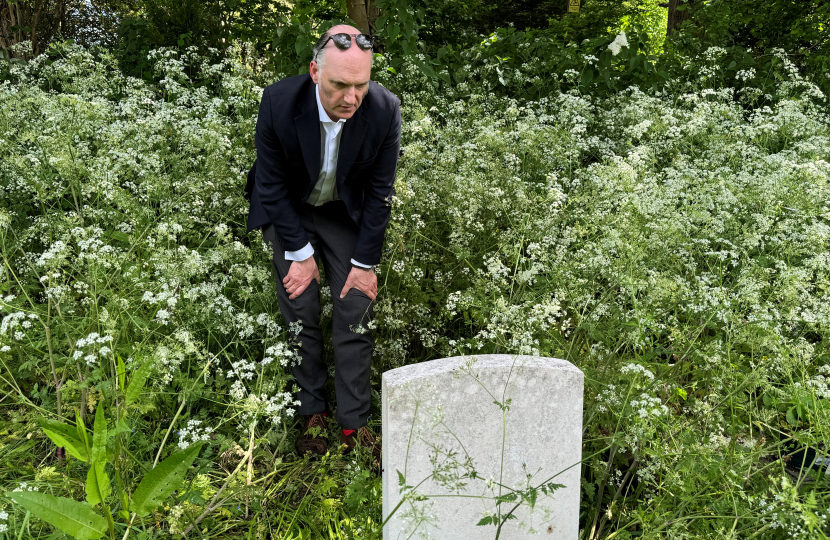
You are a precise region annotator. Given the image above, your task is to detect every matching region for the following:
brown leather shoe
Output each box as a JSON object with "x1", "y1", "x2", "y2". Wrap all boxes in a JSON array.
[
  {"x1": 296, "y1": 413, "x2": 329, "y2": 456},
  {"x1": 340, "y1": 426, "x2": 381, "y2": 463}
]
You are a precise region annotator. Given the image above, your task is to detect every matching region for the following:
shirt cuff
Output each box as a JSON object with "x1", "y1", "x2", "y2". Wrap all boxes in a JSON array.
[
  {"x1": 285, "y1": 242, "x2": 314, "y2": 261},
  {"x1": 350, "y1": 258, "x2": 372, "y2": 268}
]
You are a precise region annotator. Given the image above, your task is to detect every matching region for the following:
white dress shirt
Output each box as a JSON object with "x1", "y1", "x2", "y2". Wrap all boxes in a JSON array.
[{"x1": 284, "y1": 84, "x2": 371, "y2": 268}]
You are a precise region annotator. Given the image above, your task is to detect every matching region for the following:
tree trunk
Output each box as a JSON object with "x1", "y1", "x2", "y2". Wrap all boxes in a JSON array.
[
  {"x1": 664, "y1": 0, "x2": 694, "y2": 36},
  {"x1": 346, "y1": 0, "x2": 380, "y2": 35},
  {"x1": 54, "y1": 0, "x2": 66, "y2": 38},
  {"x1": 30, "y1": 0, "x2": 47, "y2": 56},
  {"x1": 0, "y1": 0, "x2": 18, "y2": 58}
]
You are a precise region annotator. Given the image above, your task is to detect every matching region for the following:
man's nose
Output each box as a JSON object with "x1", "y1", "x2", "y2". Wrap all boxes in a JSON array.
[{"x1": 344, "y1": 87, "x2": 357, "y2": 105}]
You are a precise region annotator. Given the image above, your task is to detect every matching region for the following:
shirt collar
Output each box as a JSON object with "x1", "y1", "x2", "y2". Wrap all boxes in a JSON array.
[{"x1": 316, "y1": 84, "x2": 346, "y2": 125}]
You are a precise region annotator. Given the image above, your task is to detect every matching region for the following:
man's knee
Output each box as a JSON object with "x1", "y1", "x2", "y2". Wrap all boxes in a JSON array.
[
  {"x1": 333, "y1": 289, "x2": 373, "y2": 328},
  {"x1": 280, "y1": 279, "x2": 322, "y2": 316}
]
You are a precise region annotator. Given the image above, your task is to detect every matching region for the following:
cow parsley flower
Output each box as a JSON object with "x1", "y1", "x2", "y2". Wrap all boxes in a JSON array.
[{"x1": 177, "y1": 419, "x2": 213, "y2": 449}]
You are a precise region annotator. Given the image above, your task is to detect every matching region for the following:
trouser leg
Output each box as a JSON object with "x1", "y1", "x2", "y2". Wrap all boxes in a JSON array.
[
  {"x1": 311, "y1": 200, "x2": 375, "y2": 430},
  {"x1": 262, "y1": 215, "x2": 326, "y2": 416}
]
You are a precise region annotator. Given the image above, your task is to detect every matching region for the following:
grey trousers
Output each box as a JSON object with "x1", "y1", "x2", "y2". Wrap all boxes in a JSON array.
[{"x1": 261, "y1": 200, "x2": 374, "y2": 430}]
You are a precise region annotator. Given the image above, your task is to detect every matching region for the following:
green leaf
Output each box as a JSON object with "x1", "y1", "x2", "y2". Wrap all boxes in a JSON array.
[
  {"x1": 76, "y1": 410, "x2": 91, "y2": 459},
  {"x1": 786, "y1": 407, "x2": 798, "y2": 427},
  {"x1": 130, "y1": 442, "x2": 204, "y2": 516},
  {"x1": 125, "y1": 359, "x2": 154, "y2": 409},
  {"x1": 476, "y1": 515, "x2": 494, "y2": 526},
  {"x1": 110, "y1": 417, "x2": 131, "y2": 437},
  {"x1": 580, "y1": 68, "x2": 594, "y2": 86},
  {"x1": 416, "y1": 61, "x2": 437, "y2": 79},
  {"x1": 6, "y1": 491, "x2": 107, "y2": 540},
  {"x1": 86, "y1": 463, "x2": 111, "y2": 507},
  {"x1": 117, "y1": 355, "x2": 126, "y2": 391},
  {"x1": 91, "y1": 401, "x2": 107, "y2": 465},
  {"x1": 397, "y1": 470, "x2": 405, "y2": 486},
  {"x1": 525, "y1": 486, "x2": 538, "y2": 508},
  {"x1": 403, "y1": 18, "x2": 415, "y2": 38},
  {"x1": 294, "y1": 35, "x2": 309, "y2": 56},
  {"x1": 39, "y1": 419, "x2": 88, "y2": 462}
]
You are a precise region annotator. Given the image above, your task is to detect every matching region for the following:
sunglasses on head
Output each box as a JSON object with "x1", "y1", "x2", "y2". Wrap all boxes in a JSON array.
[{"x1": 314, "y1": 33, "x2": 376, "y2": 61}]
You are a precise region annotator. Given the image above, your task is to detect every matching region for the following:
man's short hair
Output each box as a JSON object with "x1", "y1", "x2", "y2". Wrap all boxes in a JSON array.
[{"x1": 312, "y1": 30, "x2": 332, "y2": 70}]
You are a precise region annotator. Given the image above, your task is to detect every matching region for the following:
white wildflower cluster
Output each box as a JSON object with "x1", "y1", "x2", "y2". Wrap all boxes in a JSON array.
[
  {"x1": 756, "y1": 476, "x2": 830, "y2": 539},
  {"x1": 71, "y1": 226, "x2": 120, "y2": 268},
  {"x1": 142, "y1": 281, "x2": 180, "y2": 325},
  {"x1": 260, "y1": 342, "x2": 301, "y2": 368},
  {"x1": 235, "y1": 391, "x2": 300, "y2": 431},
  {"x1": 0, "y1": 311, "x2": 38, "y2": 342},
  {"x1": 607, "y1": 32, "x2": 628, "y2": 56},
  {"x1": 735, "y1": 68, "x2": 756, "y2": 82},
  {"x1": 445, "y1": 291, "x2": 465, "y2": 317},
  {"x1": 629, "y1": 393, "x2": 668, "y2": 419},
  {"x1": 0, "y1": 509, "x2": 7, "y2": 533},
  {"x1": 35, "y1": 240, "x2": 69, "y2": 268},
  {"x1": 152, "y1": 345, "x2": 183, "y2": 386},
  {"x1": 804, "y1": 364, "x2": 830, "y2": 399},
  {"x1": 596, "y1": 384, "x2": 622, "y2": 413},
  {"x1": 167, "y1": 504, "x2": 186, "y2": 535},
  {"x1": 12, "y1": 482, "x2": 37, "y2": 492},
  {"x1": 177, "y1": 419, "x2": 213, "y2": 449},
  {"x1": 620, "y1": 363, "x2": 655, "y2": 380},
  {"x1": 73, "y1": 332, "x2": 114, "y2": 366},
  {"x1": 226, "y1": 357, "x2": 257, "y2": 400}
]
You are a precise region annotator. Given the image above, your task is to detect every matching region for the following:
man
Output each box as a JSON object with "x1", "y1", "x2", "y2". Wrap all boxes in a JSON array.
[{"x1": 243, "y1": 24, "x2": 401, "y2": 461}]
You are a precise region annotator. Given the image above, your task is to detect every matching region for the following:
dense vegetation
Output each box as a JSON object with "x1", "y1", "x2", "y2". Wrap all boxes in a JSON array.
[{"x1": 1, "y1": 1, "x2": 829, "y2": 539}]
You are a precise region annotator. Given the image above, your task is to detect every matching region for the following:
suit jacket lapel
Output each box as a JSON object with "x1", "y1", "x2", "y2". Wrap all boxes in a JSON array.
[
  {"x1": 294, "y1": 84, "x2": 320, "y2": 190},
  {"x1": 336, "y1": 101, "x2": 369, "y2": 192}
]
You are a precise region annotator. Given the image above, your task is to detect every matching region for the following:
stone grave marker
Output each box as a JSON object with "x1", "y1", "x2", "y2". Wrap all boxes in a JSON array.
[{"x1": 382, "y1": 354, "x2": 583, "y2": 540}]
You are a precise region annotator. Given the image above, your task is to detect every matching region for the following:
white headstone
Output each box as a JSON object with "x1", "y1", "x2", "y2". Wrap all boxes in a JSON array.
[{"x1": 382, "y1": 354, "x2": 583, "y2": 540}]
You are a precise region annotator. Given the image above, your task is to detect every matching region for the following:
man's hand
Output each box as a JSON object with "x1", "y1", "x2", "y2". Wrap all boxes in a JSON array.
[
  {"x1": 340, "y1": 267, "x2": 377, "y2": 302},
  {"x1": 284, "y1": 257, "x2": 321, "y2": 300}
]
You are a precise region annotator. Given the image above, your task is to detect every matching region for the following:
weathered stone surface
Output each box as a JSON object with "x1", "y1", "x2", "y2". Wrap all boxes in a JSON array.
[{"x1": 382, "y1": 354, "x2": 584, "y2": 540}]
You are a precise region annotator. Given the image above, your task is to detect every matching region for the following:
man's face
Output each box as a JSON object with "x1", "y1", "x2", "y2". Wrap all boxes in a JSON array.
[{"x1": 310, "y1": 33, "x2": 372, "y2": 121}]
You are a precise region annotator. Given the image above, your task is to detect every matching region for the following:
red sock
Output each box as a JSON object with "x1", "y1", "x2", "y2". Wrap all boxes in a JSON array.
[{"x1": 342, "y1": 428, "x2": 355, "y2": 437}]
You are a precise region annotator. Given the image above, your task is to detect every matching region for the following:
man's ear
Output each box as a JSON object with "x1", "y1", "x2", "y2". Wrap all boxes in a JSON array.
[{"x1": 309, "y1": 61, "x2": 319, "y2": 85}]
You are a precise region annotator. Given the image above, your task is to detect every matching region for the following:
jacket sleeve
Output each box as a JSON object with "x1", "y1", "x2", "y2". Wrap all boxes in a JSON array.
[
  {"x1": 350, "y1": 98, "x2": 401, "y2": 265},
  {"x1": 255, "y1": 86, "x2": 310, "y2": 252}
]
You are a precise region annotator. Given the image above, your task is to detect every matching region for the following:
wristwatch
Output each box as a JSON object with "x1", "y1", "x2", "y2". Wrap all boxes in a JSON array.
[{"x1": 351, "y1": 262, "x2": 376, "y2": 272}]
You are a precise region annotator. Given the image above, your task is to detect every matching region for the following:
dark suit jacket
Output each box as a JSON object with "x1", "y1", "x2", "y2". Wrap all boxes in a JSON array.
[{"x1": 244, "y1": 74, "x2": 401, "y2": 266}]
